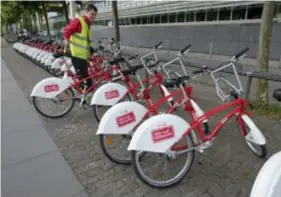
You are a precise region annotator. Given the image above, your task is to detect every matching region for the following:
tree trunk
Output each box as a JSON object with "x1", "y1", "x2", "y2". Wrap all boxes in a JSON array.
[
  {"x1": 38, "y1": 12, "x2": 43, "y2": 30},
  {"x1": 63, "y1": 1, "x2": 69, "y2": 24},
  {"x1": 112, "y1": 1, "x2": 120, "y2": 45},
  {"x1": 33, "y1": 13, "x2": 37, "y2": 33},
  {"x1": 41, "y1": 1, "x2": 50, "y2": 36},
  {"x1": 256, "y1": 1, "x2": 276, "y2": 109}
]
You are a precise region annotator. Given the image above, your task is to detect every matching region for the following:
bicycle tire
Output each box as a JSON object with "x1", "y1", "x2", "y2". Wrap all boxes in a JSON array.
[
  {"x1": 131, "y1": 133, "x2": 195, "y2": 188},
  {"x1": 236, "y1": 117, "x2": 267, "y2": 158},
  {"x1": 32, "y1": 87, "x2": 75, "y2": 119}
]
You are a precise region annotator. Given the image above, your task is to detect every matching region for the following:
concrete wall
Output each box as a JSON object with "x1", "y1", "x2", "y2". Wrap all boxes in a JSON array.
[{"x1": 92, "y1": 22, "x2": 281, "y2": 60}]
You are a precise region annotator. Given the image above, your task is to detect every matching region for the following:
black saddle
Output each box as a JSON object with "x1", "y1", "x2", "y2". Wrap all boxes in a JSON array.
[
  {"x1": 108, "y1": 57, "x2": 125, "y2": 65},
  {"x1": 163, "y1": 76, "x2": 190, "y2": 88},
  {"x1": 121, "y1": 64, "x2": 143, "y2": 75}
]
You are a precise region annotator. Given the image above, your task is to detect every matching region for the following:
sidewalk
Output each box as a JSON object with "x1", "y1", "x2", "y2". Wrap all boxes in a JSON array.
[{"x1": 1, "y1": 60, "x2": 89, "y2": 197}]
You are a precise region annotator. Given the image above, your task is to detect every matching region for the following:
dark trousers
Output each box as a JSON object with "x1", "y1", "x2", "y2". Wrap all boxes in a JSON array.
[{"x1": 71, "y1": 57, "x2": 92, "y2": 88}]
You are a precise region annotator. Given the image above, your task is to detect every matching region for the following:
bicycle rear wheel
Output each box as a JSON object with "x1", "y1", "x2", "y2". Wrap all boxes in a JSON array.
[
  {"x1": 93, "y1": 91, "x2": 133, "y2": 122},
  {"x1": 32, "y1": 88, "x2": 75, "y2": 118},
  {"x1": 131, "y1": 134, "x2": 195, "y2": 188}
]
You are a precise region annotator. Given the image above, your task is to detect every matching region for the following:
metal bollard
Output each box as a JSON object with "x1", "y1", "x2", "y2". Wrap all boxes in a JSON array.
[
  {"x1": 209, "y1": 41, "x2": 213, "y2": 59},
  {"x1": 278, "y1": 55, "x2": 281, "y2": 69},
  {"x1": 245, "y1": 74, "x2": 253, "y2": 100},
  {"x1": 168, "y1": 39, "x2": 171, "y2": 55},
  {"x1": 136, "y1": 40, "x2": 140, "y2": 54}
]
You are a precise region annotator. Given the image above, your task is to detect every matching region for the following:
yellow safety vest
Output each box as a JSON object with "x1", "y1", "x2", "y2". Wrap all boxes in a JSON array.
[{"x1": 69, "y1": 16, "x2": 92, "y2": 60}]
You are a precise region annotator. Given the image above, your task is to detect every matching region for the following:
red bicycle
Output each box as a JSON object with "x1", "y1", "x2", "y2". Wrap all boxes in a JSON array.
[
  {"x1": 31, "y1": 51, "x2": 127, "y2": 118},
  {"x1": 129, "y1": 47, "x2": 267, "y2": 188},
  {"x1": 96, "y1": 44, "x2": 210, "y2": 165}
]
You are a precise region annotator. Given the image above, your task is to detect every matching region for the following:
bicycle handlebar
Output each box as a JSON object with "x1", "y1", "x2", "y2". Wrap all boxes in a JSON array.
[
  {"x1": 180, "y1": 44, "x2": 191, "y2": 54},
  {"x1": 154, "y1": 41, "x2": 162, "y2": 49},
  {"x1": 192, "y1": 65, "x2": 208, "y2": 75},
  {"x1": 233, "y1": 47, "x2": 249, "y2": 59}
]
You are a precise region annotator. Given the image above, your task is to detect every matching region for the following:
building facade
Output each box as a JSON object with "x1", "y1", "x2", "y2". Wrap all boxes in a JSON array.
[
  {"x1": 54, "y1": 1, "x2": 281, "y2": 60},
  {"x1": 92, "y1": 1, "x2": 281, "y2": 26}
]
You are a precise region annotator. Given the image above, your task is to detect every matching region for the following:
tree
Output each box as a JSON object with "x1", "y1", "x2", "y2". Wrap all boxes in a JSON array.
[
  {"x1": 256, "y1": 1, "x2": 276, "y2": 109},
  {"x1": 62, "y1": 1, "x2": 70, "y2": 24},
  {"x1": 41, "y1": 1, "x2": 50, "y2": 36},
  {"x1": 112, "y1": 1, "x2": 120, "y2": 45},
  {"x1": 1, "y1": 1, "x2": 22, "y2": 32}
]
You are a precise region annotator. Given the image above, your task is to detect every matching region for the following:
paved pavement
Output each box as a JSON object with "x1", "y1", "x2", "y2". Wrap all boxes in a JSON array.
[
  {"x1": 1, "y1": 59, "x2": 89, "y2": 197},
  {"x1": 2, "y1": 39, "x2": 281, "y2": 197}
]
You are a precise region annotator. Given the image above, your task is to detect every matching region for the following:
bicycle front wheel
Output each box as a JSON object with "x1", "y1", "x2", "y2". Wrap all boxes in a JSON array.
[
  {"x1": 236, "y1": 117, "x2": 267, "y2": 158},
  {"x1": 32, "y1": 88, "x2": 75, "y2": 118},
  {"x1": 131, "y1": 134, "x2": 195, "y2": 188}
]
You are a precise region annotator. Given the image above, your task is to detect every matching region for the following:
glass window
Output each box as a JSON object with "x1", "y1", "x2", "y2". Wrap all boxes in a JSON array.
[
  {"x1": 118, "y1": 19, "x2": 122, "y2": 26},
  {"x1": 207, "y1": 9, "x2": 218, "y2": 21},
  {"x1": 186, "y1": 12, "x2": 193, "y2": 22},
  {"x1": 247, "y1": 3, "x2": 263, "y2": 19},
  {"x1": 142, "y1": 16, "x2": 147, "y2": 24},
  {"x1": 149, "y1": 16, "x2": 154, "y2": 24},
  {"x1": 169, "y1": 13, "x2": 176, "y2": 23},
  {"x1": 136, "y1": 17, "x2": 141, "y2": 24},
  {"x1": 196, "y1": 10, "x2": 205, "y2": 21},
  {"x1": 154, "y1": 15, "x2": 160, "y2": 23},
  {"x1": 161, "y1": 14, "x2": 168, "y2": 23},
  {"x1": 232, "y1": 5, "x2": 246, "y2": 20},
  {"x1": 219, "y1": 7, "x2": 231, "y2": 20},
  {"x1": 177, "y1": 12, "x2": 185, "y2": 22},
  {"x1": 131, "y1": 18, "x2": 136, "y2": 25}
]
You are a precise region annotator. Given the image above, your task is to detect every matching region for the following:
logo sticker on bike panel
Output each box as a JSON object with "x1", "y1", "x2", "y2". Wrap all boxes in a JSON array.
[
  {"x1": 152, "y1": 126, "x2": 175, "y2": 143},
  {"x1": 44, "y1": 84, "x2": 59, "y2": 93},
  {"x1": 105, "y1": 90, "x2": 119, "y2": 100},
  {"x1": 116, "y1": 112, "x2": 136, "y2": 127}
]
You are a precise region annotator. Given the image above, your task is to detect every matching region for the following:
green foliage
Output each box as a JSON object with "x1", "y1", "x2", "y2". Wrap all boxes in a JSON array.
[
  {"x1": 1, "y1": 1, "x2": 42, "y2": 30},
  {"x1": 1, "y1": 1, "x2": 22, "y2": 25}
]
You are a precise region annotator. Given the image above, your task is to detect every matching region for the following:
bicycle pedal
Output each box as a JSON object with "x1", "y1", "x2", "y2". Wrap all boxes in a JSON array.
[{"x1": 196, "y1": 139, "x2": 214, "y2": 153}]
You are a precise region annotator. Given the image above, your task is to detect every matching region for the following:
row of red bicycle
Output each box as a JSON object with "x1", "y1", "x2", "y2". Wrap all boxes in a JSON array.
[{"x1": 13, "y1": 37, "x2": 279, "y2": 191}]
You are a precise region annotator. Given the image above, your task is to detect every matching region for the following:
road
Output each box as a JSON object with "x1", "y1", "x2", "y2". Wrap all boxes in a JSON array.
[{"x1": 2, "y1": 39, "x2": 281, "y2": 197}]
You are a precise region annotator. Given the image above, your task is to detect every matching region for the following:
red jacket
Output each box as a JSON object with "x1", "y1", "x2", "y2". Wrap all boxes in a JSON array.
[{"x1": 63, "y1": 16, "x2": 92, "y2": 41}]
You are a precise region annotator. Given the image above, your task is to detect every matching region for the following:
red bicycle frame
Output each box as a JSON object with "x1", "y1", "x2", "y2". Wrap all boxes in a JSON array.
[
  {"x1": 170, "y1": 97, "x2": 249, "y2": 151},
  {"x1": 66, "y1": 62, "x2": 122, "y2": 95}
]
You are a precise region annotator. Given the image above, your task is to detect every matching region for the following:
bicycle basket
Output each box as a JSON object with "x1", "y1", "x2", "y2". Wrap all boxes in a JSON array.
[
  {"x1": 161, "y1": 57, "x2": 188, "y2": 79},
  {"x1": 140, "y1": 50, "x2": 159, "y2": 75},
  {"x1": 210, "y1": 62, "x2": 243, "y2": 102}
]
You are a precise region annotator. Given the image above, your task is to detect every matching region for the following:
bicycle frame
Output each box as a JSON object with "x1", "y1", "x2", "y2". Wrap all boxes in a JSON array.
[
  {"x1": 170, "y1": 97, "x2": 249, "y2": 152},
  {"x1": 68, "y1": 64, "x2": 122, "y2": 96}
]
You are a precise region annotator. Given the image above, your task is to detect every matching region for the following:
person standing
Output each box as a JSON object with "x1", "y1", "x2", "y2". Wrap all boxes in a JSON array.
[{"x1": 63, "y1": 4, "x2": 98, "y2": 89}]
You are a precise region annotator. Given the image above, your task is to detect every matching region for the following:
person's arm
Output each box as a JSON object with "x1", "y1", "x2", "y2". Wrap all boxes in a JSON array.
[{"x1": 63, "y1": 18, "x2": 82, "y2": 45}]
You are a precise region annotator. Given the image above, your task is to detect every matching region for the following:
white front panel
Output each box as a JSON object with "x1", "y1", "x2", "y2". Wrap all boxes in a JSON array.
[
  {"x1": 90, "y1": 82, "x2": 128, "y2": 106},
  {"x1": 242, "y1": 114, "x2": 266, "y2": 145},
  {"x1": 160, "y1": 85, "x2": 173, "y2": 102},
  {"x1": 128, "y1": 114, "x2": 191, "y2": 153},
  {"x1": 97, "y1": 101, "x2": 148, "y2": 135},
  {"x1": 30, "y1": 77, "x2": 72, "y2": 98},
  {"x1": 190, "y1": 99, "x2": 208, "y2": 123}
]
